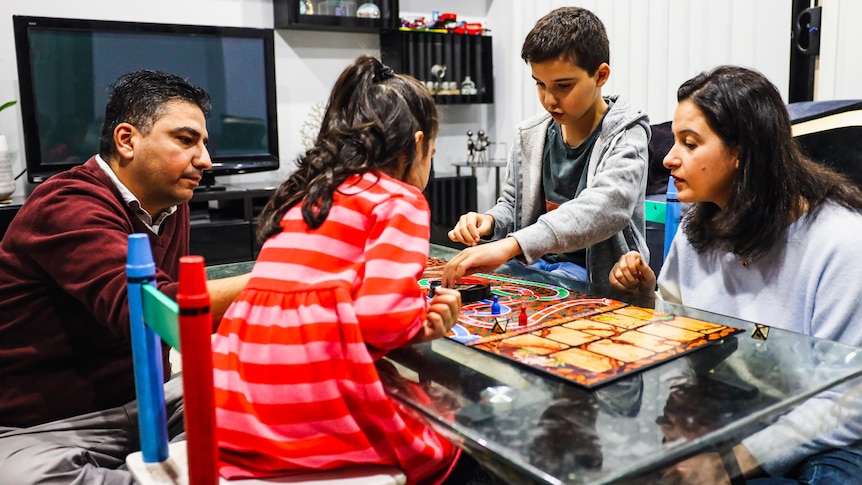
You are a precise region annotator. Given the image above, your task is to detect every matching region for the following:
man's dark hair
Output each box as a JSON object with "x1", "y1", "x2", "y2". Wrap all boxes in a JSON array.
[{"x1": 99, "y1": 69, "x2": 212, "y2": 159}]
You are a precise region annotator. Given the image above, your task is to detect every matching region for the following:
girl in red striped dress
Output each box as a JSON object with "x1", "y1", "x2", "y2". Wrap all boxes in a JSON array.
[{"x1": 212, "y1": 55, "x2": 487, "y2": 484}]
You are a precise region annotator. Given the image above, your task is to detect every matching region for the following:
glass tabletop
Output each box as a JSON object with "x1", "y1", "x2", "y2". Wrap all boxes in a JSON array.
[
  {"x1": 386, "y1": 245, "x2": 862, "y2": 484},
  {"x1": 207, "y1": 245, "x2": 862, "y2": 485}
]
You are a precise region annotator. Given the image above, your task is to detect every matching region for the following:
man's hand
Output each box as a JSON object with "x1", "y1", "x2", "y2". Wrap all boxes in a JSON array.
[
  {"x1": 662, "y1": 452, "x2": 730, "y2": 485},
  {"x1": 661, "y1": 444, "x2": 762, "y2": 485},
  {"x1": 448, "y1": 212, "x2": 495, "y2": 246}
]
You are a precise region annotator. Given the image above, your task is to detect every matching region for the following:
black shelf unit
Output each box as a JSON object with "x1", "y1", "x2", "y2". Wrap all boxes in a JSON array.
[
  {"x1": 381, "y1": 30, "x2": 494, "y2": 105},
  {"x1": 274, "y1": 0, "x2": 399, "y2": 32},
  {"x1": 188, "y1": 183, "x2": 275, "y2": 265}
]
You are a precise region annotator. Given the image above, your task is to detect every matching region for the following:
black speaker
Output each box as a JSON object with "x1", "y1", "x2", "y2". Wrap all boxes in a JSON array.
[{"x1": 789, "y1": 2, "x2": 822, "y2": 103}]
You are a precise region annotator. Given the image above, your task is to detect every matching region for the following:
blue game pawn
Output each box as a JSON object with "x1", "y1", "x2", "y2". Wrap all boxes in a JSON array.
[{"x1": 490, "y1": 295, "x2": 501, "y2": 315}]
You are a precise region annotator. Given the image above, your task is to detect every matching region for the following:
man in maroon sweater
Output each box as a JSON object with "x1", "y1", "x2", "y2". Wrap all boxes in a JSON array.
[{"x1": 0, "y1": 70, "x2": 249, "y2": 483}]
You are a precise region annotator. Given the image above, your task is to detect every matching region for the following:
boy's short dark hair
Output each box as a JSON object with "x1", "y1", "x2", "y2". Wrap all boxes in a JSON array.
[{"x1": 521, "y1": 7, "x2": 610, "y2": 76}]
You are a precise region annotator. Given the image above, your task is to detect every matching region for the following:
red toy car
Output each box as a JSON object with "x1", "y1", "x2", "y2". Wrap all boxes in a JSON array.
[{"x1": 450, "y1": 22, "x2": 484, "y2": 35}]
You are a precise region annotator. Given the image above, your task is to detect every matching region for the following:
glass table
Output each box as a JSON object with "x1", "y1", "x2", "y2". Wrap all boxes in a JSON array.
[{"x1": 208, "y1": 244, "x2": 862, "y2": 485}]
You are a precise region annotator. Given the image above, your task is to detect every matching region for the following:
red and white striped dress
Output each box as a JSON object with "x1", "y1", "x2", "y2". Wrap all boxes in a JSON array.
[{"x1": 213, "y1": 172, "x2": 458, "y2": 484}]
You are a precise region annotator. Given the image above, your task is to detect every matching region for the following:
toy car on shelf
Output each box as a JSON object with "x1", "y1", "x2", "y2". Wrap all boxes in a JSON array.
[{"x1": 450, "y1": 22, "x2": 484, "y2": 35}]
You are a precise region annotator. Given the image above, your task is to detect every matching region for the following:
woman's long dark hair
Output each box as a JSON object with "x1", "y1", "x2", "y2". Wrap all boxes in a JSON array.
[
  {"x1": 257, "y1": 55, "x2": 438, "y2": 241},
  {"x1": 680, "y1": 65, "x2": 862, "y2": 259}
]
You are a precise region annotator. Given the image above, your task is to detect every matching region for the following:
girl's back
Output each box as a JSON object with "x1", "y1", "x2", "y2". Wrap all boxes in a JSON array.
[{"x1": 212, "y1": 171, "x2": 456, "y2": 482}]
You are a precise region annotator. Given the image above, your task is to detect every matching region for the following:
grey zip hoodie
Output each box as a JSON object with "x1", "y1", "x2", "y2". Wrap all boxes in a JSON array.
[{"x1": 486, "y1": 95, "x2": 651, "y2": 283}]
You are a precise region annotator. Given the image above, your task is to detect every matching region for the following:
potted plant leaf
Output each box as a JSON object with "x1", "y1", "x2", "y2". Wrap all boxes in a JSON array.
[{"x1": 0, "y1": 100, "x2": 18, "y2": 201}]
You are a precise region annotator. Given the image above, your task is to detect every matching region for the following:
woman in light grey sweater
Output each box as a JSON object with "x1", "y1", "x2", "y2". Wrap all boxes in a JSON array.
[{"x1": 611, "y1": 65, "x2": 862, "y2": 485}]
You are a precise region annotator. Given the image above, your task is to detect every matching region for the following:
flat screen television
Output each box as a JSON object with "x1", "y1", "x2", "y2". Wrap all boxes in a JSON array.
[{"x1": 13, "y1": 15, "x2": 279, "y2": 187}]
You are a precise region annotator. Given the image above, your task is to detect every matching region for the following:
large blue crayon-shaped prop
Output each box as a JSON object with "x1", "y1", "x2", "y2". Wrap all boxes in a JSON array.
[
  {"x1": 178, "y1": 255, "x2": 218, "y2": 485},
  {"x1": 127, "y1": 233, "x2": 169, "y2": 463},
  {"x1": 664, "y1": 176, "x2": 682, "y2": 258}
]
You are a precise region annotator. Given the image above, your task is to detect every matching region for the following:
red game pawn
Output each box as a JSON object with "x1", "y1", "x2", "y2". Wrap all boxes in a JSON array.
[{"x1": 518, "y1": 305, "x2": 528, "y2": 326}]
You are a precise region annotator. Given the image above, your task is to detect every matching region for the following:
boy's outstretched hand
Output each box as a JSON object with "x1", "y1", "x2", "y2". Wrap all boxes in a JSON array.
[
  {"x1": 409, "y1": 287, "x2": 462, "y2": 345},
  {"x1": 448, "y1": 212, "x2": 494, "y2": 246},
  {"x1": 441, "y1": 237, "x2": 521, "y2": 288},
  {"x1": 609, "y1": 251, "x2": 658, "y2": 297}
]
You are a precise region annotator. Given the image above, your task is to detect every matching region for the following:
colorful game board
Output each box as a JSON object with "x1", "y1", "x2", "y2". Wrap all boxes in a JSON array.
[{"x1": 422, "y1": 258, "x2": 742, "y2": 388}]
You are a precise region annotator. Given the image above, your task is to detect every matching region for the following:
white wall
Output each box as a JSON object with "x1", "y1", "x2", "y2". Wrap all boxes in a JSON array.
[
  {"x1": 816, "y1": 0, "x2": 862, "y2": 100},
  {"x1": 493, "y1": 0, "x2": 791, "y2": 132},
  {"x1": 1, "y1": 1, "x2": 859, "y2": 210}
]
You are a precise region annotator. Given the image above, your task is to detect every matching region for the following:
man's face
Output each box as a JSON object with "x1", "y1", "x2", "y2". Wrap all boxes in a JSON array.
[{"x1": 121, "y1": 100, "x2": 211, "y2": 215}]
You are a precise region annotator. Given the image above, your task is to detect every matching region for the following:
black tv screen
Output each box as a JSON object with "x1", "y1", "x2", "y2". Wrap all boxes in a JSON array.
[{"x1": 13, "y1": 16, "x2": 279, "y2": 184}]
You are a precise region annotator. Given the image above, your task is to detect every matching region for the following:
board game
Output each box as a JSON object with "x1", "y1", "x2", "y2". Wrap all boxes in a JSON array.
[{"x1": 422, "y1": 258, "x2": 742, "y2": 388}]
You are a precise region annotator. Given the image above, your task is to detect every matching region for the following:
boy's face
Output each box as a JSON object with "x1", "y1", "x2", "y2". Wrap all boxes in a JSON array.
[{"x1": 530, "y1": 57, "x2": 609, "y2": 127}]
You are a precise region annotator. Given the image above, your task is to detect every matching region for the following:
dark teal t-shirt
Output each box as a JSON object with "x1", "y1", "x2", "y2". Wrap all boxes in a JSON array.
[{"x1": 540, "y1": 103, "x2": 610, "y2": 265}]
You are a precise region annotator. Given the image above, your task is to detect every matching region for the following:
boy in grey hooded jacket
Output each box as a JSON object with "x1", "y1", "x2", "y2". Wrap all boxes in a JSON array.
[{"x1": 443, "y1": 6, "x2": 650, "y2": 286}]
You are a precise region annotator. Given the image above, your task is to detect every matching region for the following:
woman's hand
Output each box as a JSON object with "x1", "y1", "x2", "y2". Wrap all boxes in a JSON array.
[
  {"x1": 410, "y1": 287, "x2": 461, "y2": 344},
  {"x1": 661, "y1": 452, "x2": 731, "y2": 485},
  {"x1": 448, "y1": 212, "x2": 495, "y2": 246},
  {"x1": 609, "y1": 251, "x2": 657, "y2": 297}
]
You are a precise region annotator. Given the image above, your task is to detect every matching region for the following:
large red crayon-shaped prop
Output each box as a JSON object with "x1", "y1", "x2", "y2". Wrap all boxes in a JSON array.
[{"x1": 177, "y1": 256, "x2": 218, "y2": 485}]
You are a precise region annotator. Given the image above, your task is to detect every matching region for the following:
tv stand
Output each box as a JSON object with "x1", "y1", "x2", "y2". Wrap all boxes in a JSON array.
[
  {"x1": 188, "y1": 181, "x2": 275, "y2": 264},
  {"x1": 195, "y1": 172, "x2": 227, "y2": 192}
]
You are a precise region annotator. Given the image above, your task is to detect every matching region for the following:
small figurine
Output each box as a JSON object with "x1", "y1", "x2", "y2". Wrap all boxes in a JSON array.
[
  {"x1": 466, "y1": 130, "x2": 476, "y2": 164},
  {"x1": 475, "y1": 130, "x2": 491, "y2": 165},
  {"x1": 430, "y1": 64, "x2": 447, "y2": 93}
]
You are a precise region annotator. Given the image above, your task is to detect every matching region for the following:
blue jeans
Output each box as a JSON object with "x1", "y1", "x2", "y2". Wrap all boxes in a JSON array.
[
  {"x1": 528, "y1": 259, "x2": 588, "y2": 282},
  {"x1": 748, "y1": 449, "x2": 862, "y2": 485}
]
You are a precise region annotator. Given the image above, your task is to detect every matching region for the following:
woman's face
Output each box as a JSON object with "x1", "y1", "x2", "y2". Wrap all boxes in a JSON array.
[{"x1": 663, "y1": 100, "x2": 739, "y2": 209}]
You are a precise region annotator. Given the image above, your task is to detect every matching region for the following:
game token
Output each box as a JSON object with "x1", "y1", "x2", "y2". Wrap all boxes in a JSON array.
[
  {"x1": 425, "y1": 277, "x2": 490, "y2": 303},
  {"x1": 490, "y1": 295, "x2": 501, "y2": 314},
  {"x1": 428, "y1": 280, "x2": 441, "y2": 297},
  {"x1": 518, "y1": 305, "x2": 528, "y2": 326},
  {"x1": 752, "y1": 324, "x2": 770, "y2": 340}
]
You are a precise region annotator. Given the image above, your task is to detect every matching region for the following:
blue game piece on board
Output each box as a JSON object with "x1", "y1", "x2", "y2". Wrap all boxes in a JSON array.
[{"x1": 491, "y1": 294, "x2": 501, "y2": 315}]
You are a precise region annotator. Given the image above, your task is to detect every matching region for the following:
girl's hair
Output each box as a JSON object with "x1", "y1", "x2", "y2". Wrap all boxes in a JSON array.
[
  {"x1": 257, "y1": 55, "x2": 438, "y2": 240},
  {"x1": 679, "y1": 65, "x2": 862, "y2": 259}
]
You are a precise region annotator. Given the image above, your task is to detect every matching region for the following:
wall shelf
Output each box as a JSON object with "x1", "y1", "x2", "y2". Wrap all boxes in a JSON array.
[
  {"x1": 381, "y1": 30, "x2": 494, "y2": 105},
  {"x1": 274, "y1": 0, "x2": 399, "y2": 32}
]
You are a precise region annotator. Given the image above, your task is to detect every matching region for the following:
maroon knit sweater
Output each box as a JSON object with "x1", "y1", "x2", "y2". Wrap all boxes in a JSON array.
[{"x1": 0, "y1": 157, "x2": 189, "y2": 427}]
